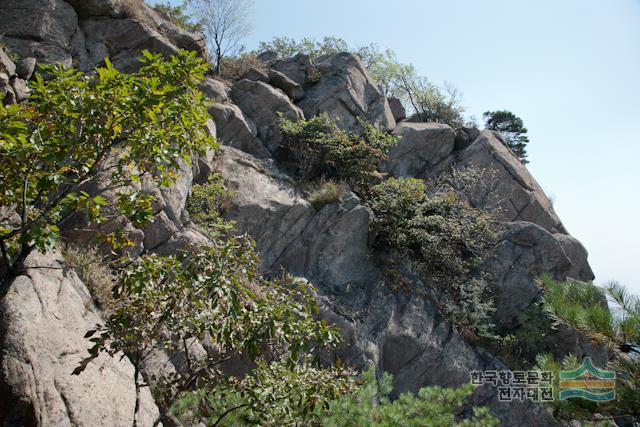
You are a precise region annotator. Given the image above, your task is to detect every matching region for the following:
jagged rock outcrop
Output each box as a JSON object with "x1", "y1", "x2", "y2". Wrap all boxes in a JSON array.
[
  {"x1": 0, "y1": 252, "x2": 160, "y2": 426},
  {"x1": 264, "y1": 53, "x2": 313, "y2": 86},
  {"x1": 387, "y1": 96, "x2": 406, "y2": 122},
  {"x1": 0, "y1": 1, "x2": 601, "y2": 424},
  {"x1": 216, "y1": 145, "x2": 558, "y2": 426},
  {"x1": 268, "y1": 69, "x2": 304, "y2": 101},
  {"x1": 0, "y1": 48, "x2": 31, "y2": 106},
  {"x1": 432, "y1": 130, "x2": 568, "y2": 234},
  {"x1": 0, "y1": 0, "x2": 205, "y2": 71},
  {"x1": 297, "y1": 52, "x2": 396, "y2": 132},
  {"x1": 383, "y1": 122, "x2": 456, "y2": 177},
  {"x1": 231, "y1": 79, "x2": 304, "y2": 153},
  {"x1": 207, "y1": 102, "x2": 271, "y2": 159}
]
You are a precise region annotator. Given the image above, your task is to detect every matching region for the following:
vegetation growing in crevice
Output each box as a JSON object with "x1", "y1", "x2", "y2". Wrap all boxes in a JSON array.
[
  {"x1": 278, "y1": 113, "x2": 397, "y2": 196},
  {"x1": 219, "y1": 53, "x2": 267, "y2": 81},
  {"x1": 62, "y1": 245, "x2": 118, "y2": 314},
  {"x1": 305, "y1": 180, "x2": 346, "y2": 209},
  {"x1": 368, "y1": 177, "x2": 497, "y2": 337},
  {"x1": 186, "y1": 173, "x2": 236, "y2": 237}
]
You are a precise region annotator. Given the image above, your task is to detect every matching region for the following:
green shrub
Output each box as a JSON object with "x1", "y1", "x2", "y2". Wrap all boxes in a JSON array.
[
  {"x1": 78, "y1": 242, "x2": 351, "y2": 424},
  {"x1": 319, "y1": 367, "x2": 498, "y2": 427},
  {"x1": 278, "y1": 113, "x2": 397, "y2": 195},
  {"x1": 186, "y1": 173, "x2": 236, "y2": 237},
  {"x1": 369, "y1": 177, "x2": 495, "y2": 282},
  {"x1": 368, "y1": 177, "x2": 496, "y2": 336}
]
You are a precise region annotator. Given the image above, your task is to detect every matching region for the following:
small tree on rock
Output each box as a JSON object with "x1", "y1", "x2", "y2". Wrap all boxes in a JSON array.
[
  {"x1": 185, "y1": 0, "x2": 254, "y2": 75},
  {"x1": 483, "y1": 110, "x2": 530, "y2": 164}
]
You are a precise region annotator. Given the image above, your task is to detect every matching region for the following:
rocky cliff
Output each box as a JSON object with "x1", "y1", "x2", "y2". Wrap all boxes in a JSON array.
[{"x1": 0, "y1": 1, "x2": 603, "y2": 426}]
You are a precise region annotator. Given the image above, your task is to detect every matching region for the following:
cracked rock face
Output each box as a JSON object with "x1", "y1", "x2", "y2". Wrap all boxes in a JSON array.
[
  {"x1": 431, "y1": 130, "x2": 568, "y2": 234},
  {"x1": 297, "y1": 52, "x2": 396, "y2": 132},
  {"x1": 216, "y1": 146, "x2": 559, "y2": 426},
  {"x1": 0, "y1": 0, "x2": 205, "y2": 71},
  {"x1": 383, "y1": 122, "x2": 456, "y2": 177},
  {"x1": 0, "y1": 252, "x2": 160, "y2": 426}
]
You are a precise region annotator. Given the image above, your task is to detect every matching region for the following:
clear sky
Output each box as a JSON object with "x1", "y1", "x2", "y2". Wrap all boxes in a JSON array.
[{"x1": 158, "y1": 0, "x2": 640, "y2": 293}]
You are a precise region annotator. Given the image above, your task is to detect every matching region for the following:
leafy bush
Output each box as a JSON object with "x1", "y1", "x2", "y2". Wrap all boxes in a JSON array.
[
  {"x1": 278, "y1": 113, "x2": 397, "y2": 195},
  {"x1": 0, "y1": 49, "x2": 215, "y2": 296},
  {"x1": 428, "y1": 166, "x2": 504, "y2": 214},
  {"x1": 219, "y1": 53, "x2": 266, "y2": 81},
  {"x1": 320, "y1": 367, "x2": 498, "y2": 427},
  {"x1": 368, "y1": 177, "x2": 496, "y2": 336},
  {"x1": 408, "y1": 82, "x2": 465, "y2": 128},
  {"x1": 78, "y1": 242, "x2": 351, "y2": 424},
  {"x1": 186, "y1": 173, "x2": 236, "y2": 237},
  {"x1": 369, "y1": 177, "x2": 495, "y2": 282},
  {"x1": 173, "y1": 360, "x2": 354, "y2": 426}
]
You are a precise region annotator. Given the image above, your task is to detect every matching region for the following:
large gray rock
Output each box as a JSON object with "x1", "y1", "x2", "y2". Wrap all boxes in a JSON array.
[
  {"x1": 15, "y1": 58, "x2": 37, "y2": 80},
  {"x1": 275, "y1": 192, "x2": 378, "y2": 288},
  {"x1": 488, "y1": 222, "x2": 573, "y2": 328},
  {"x1": 244, "y1": 67, "x2": 270, "y2": 82},
  {"x1": 382, "y1": 122, "x2": 456, "y2": 177},
  {"x1": 207, "y1": 102, "x2": 271, "y2": 159},
  {"x1": 433, "y1": 130, "x2": 568, "y2": 234},
  {"x1": 216, "y1": 146, "x2": 314, "y2": 270},
  {"x1": 266, "y1": 53, "x2": 312, "y2": 85},
  {"x1": 231, "y1": 79, "x2": 304, "y2": 153},
  {"x1": 0, "y1": 251, "x2": 160, "y2": 426},
  {"x1": 0, "y1": 0, "x2": 78, "y2": 66},
  {"x1": 199, "y1": 77, "x2": 231, "y2": 102},
  {"x1": 216, "y1": 148, "x2": 558, "y2": 424},
  {"x1": 0, "y1": 0, "x2": 205, "y2": 72},
  {"x1": 268, "y1": 69, "x2": 304, "y2": 101},
  {"x1": 0, "y1": 49, "x2": 16, "y2": 76},
  {"x1": 65, "y1": 0, "x2": 129, "y2": 18},
  {"x1": 216, "y1": 146, "x2": 558, "y2": 425},
  {"x1": 10, "y1": 77, "x2": 30, "y2": 102},
  {"x1": 387, "y1": 96, "x2": 406, "y2": 121},
  {"x1": 298, "y1": 52, "x2": 396, "y2": 132},
  {"x1": 314, "y1": 277, "x2": 558, "y2": 427},
  {"x1": 80, "y1": 18, "x2": 180, "y2": 71},
  {"x1": 554, "y1": 233, "x2": 595, "y2": 281}
]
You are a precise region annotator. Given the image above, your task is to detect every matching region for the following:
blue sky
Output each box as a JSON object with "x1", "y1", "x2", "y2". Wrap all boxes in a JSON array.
[{"x1": 158, "y1": 0, "x2": 640, "y2": 293}]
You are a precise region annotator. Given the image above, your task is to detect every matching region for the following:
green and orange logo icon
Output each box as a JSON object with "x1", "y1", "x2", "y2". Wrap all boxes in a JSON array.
[{"x1": 559, "y1": 357, "x2": 615, "y2": 401}]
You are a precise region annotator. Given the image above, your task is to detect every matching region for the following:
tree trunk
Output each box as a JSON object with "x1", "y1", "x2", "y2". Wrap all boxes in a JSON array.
[{"x1": 0, "y1": 244, "x2": 33, "y2": 300}]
